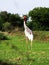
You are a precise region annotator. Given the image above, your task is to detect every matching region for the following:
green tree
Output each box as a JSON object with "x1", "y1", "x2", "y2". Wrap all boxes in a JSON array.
[
  {"x1": 0, "y1": 11, "x2": 23, "y2": 31},
  {"x1": 29, "y1": 7, "x2": 49, "y2": 30},
  {"x1": 0, "y1": 11, "x2": 8, "y2": 23},
  {"x1": 0, "y1": 16, "x2": 3, "y2": 30}
]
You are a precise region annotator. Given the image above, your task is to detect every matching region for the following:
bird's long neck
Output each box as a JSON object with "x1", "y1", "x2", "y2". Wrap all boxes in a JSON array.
[{"x1": 24, "y1": 21, "x2": 26, "y2": 29}]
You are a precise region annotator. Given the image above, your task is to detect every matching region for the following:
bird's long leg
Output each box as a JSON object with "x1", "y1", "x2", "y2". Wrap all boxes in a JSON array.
[
  {"x1": 26, "y1": 37, "x2": 28, "y2": 50},
  {"x1": 30, "y1": 41, "x2": 32, "y2": 50}
]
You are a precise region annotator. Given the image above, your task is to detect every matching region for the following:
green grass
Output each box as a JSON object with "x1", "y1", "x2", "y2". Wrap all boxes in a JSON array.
[{"x1": 0, "y1": 31, "x2": 49, "y2": 65}]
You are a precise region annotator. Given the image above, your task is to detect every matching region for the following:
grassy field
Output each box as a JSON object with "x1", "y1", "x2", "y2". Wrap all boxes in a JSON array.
[{"x1": 0, "y1": 31, "x2": 49, "y2": 65}]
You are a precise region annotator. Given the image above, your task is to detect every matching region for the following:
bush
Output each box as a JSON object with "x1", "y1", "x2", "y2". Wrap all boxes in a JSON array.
[
  {"x1": 2, "y1": 22, "x2": 12, "y2": 31},
  {"x1": 0, "y1": 33, "x2": 8, "y2": 40}
]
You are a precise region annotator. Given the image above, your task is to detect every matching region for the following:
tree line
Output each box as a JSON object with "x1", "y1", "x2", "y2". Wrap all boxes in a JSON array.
[
  {"x1": 0, "y1": 11, "x2": 23, "y2": 31},
  {"x1": 0, "y1": 7, "x2": 49, "y2": 31}
]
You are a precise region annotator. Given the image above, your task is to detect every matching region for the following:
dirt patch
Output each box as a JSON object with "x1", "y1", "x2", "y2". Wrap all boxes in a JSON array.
[{"x1": 44, "y1": 36, "x2": 49, "y2": 41}]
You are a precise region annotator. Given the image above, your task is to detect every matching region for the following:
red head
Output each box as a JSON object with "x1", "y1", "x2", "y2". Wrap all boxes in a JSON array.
[{"x1": 23, "y1": 16, "x2": 27, "y2": 22}]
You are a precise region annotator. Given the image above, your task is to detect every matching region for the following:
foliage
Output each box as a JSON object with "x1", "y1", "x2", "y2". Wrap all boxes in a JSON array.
[
  {"x1": 0, "y1": 7, "x2": 49, "y2": 31},
  {"x1": 29, "y1": 7, "x2": 49, "y2": 30},
  {"x1": 0, "y1": 11, "x2": 23, "y2": 31},
  {"x1": 0, "y1": 11, "x2": 8, "y2": 23},
  {"x1": 2, "y1": 22, "x2": 12, "y2": 31},
  {"x1": 0, "y1": 33, "x2": 8, "y2": 40},
  {"x1": 0, "y1": 16, "x2": 3, "y2": 30}
]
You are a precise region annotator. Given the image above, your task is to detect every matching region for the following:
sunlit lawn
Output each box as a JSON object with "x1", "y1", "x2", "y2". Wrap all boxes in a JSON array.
[{"x1": 0, "y1": 31, "x2": 49, "y2": 65}]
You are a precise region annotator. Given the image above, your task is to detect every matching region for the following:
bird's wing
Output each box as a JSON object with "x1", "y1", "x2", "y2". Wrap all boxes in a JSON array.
[{"x1": 26, "y1": 25, "x2": 32, "y2": 34}]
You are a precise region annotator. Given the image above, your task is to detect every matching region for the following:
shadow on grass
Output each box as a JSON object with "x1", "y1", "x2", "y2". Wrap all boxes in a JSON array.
[
  {"x1": 0, "y1": 60, "x2": 17, "y2": 65},
  {"x1": 0, "y1": 33, "x2": 10, "y2": 40}
]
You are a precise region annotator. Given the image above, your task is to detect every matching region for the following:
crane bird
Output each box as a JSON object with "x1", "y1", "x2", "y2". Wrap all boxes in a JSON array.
[{"x1": 23, "y1": 16, "x2": 33, "y2": 50}]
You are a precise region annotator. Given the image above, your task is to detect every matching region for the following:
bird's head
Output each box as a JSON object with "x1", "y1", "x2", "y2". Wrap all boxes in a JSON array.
[{"x1": 23, "y1": 15, "x2": 27, "y2": 22}]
